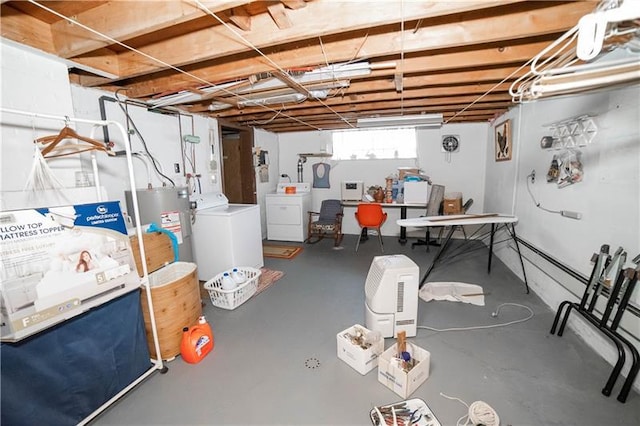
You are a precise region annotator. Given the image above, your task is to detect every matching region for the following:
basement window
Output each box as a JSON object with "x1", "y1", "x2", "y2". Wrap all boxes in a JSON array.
[{"x1": 332, "y1": 128, "x2": 417, "y2": 160}]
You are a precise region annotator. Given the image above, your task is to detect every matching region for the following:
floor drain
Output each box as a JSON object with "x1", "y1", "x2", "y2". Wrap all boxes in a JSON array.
[{"x1": 304, "y1": 357, "x2": 321, "y2": 369}]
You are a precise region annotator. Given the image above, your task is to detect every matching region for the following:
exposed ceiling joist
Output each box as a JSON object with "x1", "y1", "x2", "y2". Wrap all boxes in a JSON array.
[{"x1": 1, "y1": 0, "x2": 620, "y2": 132}]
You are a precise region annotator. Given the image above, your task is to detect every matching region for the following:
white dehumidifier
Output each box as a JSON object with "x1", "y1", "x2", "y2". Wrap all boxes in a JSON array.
[{"x1": 364, "y1": 254, "x2": 419, "y2": 338}]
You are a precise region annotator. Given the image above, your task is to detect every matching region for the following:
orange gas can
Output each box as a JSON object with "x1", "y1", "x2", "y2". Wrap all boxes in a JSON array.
[{"x1": 180, "y1": 316, "x2": 214, "y2": 364}]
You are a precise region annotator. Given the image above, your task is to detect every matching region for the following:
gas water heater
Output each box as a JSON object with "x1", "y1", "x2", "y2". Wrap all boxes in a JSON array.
[{"x1": 125, "y1": 187, "x2": 194, "y2": 263}]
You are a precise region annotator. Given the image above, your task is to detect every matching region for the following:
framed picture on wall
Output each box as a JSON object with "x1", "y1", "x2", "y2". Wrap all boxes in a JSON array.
[{"x1": 495, "y1": 119, "x2": 512, "y2": 161}]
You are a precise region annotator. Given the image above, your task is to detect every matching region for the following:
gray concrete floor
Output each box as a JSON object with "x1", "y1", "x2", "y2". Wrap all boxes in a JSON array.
[{"x1": 94, "y1": 235, "x2": 640, "y2": 426}]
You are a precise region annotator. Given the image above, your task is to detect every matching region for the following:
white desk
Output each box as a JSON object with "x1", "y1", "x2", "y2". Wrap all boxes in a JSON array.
[{"x1": 397, "y1": 213, "x2": 529, "y2": 292}]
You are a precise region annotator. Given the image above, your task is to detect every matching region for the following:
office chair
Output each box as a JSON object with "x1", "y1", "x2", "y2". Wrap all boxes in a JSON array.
[
  {"x1": 411, "y1": 184, "x2": 445, "y2": 252},
  {"x1": 306, "y1": 199, "x2": 344, "y2": 247},
  {"x1": 355, "y1": 203, "x2": 387, "y2": 253}
]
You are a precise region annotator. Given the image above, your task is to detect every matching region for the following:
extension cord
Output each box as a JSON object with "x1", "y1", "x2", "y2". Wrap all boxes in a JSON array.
[
  {"x1": 440, "y1": 393, "x2": 500, "y2": 426},
  {"x1": 561, "y1": 210, "x2": 582, "y2": 220}
]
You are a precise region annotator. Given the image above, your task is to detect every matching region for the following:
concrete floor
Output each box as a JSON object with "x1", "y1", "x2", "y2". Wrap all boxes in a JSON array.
[{"x1": 94, "y1": 235, "x2": 640, "y2": 426}]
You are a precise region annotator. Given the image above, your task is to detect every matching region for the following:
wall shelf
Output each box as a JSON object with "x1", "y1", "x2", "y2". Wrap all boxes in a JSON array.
[
  {"x1": 544, "y1": 114, "x2": 597, "y2": 150},
  {"x1": 298, "y1": 152, "x2": 333, "y2": 160}
]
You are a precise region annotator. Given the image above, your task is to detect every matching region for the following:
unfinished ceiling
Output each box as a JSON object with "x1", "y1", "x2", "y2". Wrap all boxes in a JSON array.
[{"x1": 0, "y1": 0, "x2": 611, "y2": 132}]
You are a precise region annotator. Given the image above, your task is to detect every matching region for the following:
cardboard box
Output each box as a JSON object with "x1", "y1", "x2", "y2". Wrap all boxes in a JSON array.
[
  {"x1": 337, "y1": 324, "x2": 384, "y2": 375},
  {"x1": 403, "y1": 181, "x2": 430, "y2": 204},
  {"x1": 443, "y1": 192, "x2": 463, "y2": 214},
  {"x1": 398, "y1": 167, "x2": 420, "y2": 181},
  {"x1": 0, "y1": 201, "x2": 139, "y2": 342},
  {"x1": 378, "y1": 342, "x2": 431, "y2": 398}
]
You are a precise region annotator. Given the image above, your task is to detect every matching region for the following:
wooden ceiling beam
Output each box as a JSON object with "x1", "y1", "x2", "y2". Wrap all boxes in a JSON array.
[
  {"x1": 213, "y1": 93, "x2": 511, "y2": 120},
  {"x1": 119, "y1": 2, "x2": 594, "y2": 98},
  {"x1": 213, "y1": 82, "x2": 512, "y2": 117},
  {"x1": 197, "y1": 68, "x2": 524, "y2": 113},
  {"x1": 49, "y1": 0, "x2": 250, "y2": 58},
  {"x1": 229, "y1": 6, "x2": 252, "y2": 31},
  {"x1": 266, "y1": 2, "x2": 293, "y2": 29},
  {"x1": 260, "y1": 113, "x2": 495, "y2": 133},
  {"x1": 240, "y1": 103, "x2": 513, "y2": 127},
  {"x1": 0, "y1": 4, "x2": 55, "y2": 53},
  {"x1": 281, "y1": 0, "x2": 308, "y2": 10},
  {"x1": 88, "y1": 0, "x2": 524, "y2": 83},
  {"x1": 342, "y1": 68, "x2": 525, "y2": 95},
  {"x1": 126, "y1": 39, "x2": 545, "y2": 100},
  {"x1": 258, "y1": 111, "x2": 499, "y2": 132},
  {"x1": 231, "y1": 99, "x2": 513, "y2": 122}
]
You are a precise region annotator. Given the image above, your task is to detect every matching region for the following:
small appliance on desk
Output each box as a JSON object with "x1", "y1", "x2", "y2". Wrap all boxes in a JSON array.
[{"x1": 341, "y1": 181, "x2": 364, "y2": 201}]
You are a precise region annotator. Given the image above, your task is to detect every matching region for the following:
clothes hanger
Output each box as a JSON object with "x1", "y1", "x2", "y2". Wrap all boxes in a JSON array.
[{"x1": 36, "y1": 119, "x2": 113, "y2": 158}]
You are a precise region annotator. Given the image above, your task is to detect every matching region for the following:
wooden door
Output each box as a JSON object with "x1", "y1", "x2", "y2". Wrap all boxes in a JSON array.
[{"x1": 220, "y1": 123, "x2": 256, "y2": 204}]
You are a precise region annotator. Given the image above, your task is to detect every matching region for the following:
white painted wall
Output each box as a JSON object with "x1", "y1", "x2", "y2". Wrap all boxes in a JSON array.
[
  {"x1": 0, "y1": 42, "x2": 223, "y2": 216},
  {"x1": 254, "y1": 129, "x2": 279, "y2": 238},
  {"x1": 1, "y1": 42, "x2": 80, "y2": 199},
  {"x1": 484, "y1": 85, "x2": 640, "y2": 390},
  {"x1": 277, "y1": 124, "x2": 488, "y2": 236},
  {"x1": 70, "y1": 85, "x2": 221, "y2": 211}
]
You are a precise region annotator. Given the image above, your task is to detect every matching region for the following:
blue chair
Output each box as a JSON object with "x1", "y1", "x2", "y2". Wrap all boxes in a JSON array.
[{"x1": 306, "y1": 199, "x2": 344, "y2": 247}]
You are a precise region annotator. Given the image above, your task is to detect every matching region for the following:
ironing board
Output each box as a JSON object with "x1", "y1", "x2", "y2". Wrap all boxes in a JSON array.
[{"x1": 397, "y1": 213, "x2": 529, "y2": 293}]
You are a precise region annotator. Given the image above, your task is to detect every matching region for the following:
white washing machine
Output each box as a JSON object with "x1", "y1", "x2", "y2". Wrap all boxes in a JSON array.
[
  {"x1": 191, "y1": 192, "x2": 264, "y2": 282},
  {"x1": 265, "y1": 183, "x2": 312, "y2": 242}
]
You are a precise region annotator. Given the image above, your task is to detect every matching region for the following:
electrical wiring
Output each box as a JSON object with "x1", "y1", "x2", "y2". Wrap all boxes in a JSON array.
[
  {"x1": 27, "y1": 0, "x2": 322, "y2": 132},
  {"x1": 191, "y1": 0, "x2": 355, "y2": 129},
  {"x1": 445, "y1": 57, "x2": 534, "y2": 124},
  {"x1": 248, "y1": 108, "x2": 283, "y2": 125},
  {"x1": 177, "y1": 113, "x2": 197, "y2": 175},
  {"x1": 525, "y1": 172, "x2": 561, "y2": 214},
  {"x1": 114, "y1": 90, "x2": 176, "y2": 187},
  {"x1": 417, "y1": 303, "x2": 534, "y2": 333}
]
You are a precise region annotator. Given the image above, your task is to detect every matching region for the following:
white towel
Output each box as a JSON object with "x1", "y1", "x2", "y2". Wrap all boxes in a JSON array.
[{"x1": 419, "y1": 281, "x2": 485, "y2": 306}]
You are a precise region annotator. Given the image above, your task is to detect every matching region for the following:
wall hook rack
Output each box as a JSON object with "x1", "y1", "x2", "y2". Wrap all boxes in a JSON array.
[{"x1": 544, "y1": 114, "x2": 598, "y2": 150}]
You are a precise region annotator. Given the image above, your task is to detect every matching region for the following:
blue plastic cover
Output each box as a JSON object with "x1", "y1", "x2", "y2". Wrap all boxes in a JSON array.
[{"x1": 1, "y1": 291, "x2": 151, "y2": 426}]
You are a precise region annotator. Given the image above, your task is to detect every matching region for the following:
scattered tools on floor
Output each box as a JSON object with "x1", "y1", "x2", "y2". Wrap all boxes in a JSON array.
[{"x1": 370, "y1": 398, "x2": 441, "y2": 426}]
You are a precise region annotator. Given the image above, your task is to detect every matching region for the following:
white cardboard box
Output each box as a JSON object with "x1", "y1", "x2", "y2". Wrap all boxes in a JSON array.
[
  {"x1": 337, "y1": 324, "x2": 384, "y2": 375},
  {"x1": 0, "y1": 201, "x2": 139, "y2": 342},
  {"x1": 403, "y1": 181, "x2": 430, "y2": 204},
  {"x1": 378, "y1": 342, "x2": 431, "y2": 398}
]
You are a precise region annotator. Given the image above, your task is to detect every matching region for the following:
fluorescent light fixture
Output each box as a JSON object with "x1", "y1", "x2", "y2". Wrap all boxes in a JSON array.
[
  {"x1": 238, "y1": 93, "x2": 306, "y2": 107},
  {"x1": 356, "y1": 113, "x2": 443, "y2": 128}
]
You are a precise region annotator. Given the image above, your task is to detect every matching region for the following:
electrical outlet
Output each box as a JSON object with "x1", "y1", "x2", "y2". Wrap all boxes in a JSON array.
[
  {"x1": 174, "y1": 163, "x2": 180, "y2": 173},
  {"x1": 530, "y1": 170, "x2": 536, "y2": 183}
]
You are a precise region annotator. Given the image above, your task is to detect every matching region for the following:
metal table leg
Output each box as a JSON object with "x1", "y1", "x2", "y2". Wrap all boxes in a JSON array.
[
  {"x1": 508, "y1": 223, "x2": 530, "y2": 293},
  {"x1": 419, "y1": 225, "x2": 456, "y2": 288},
  {"x1": 398, "y1": 206, "x2": 408, "y2": 244},
  {"x1": 488, "y1": 223, "x2": 495, "y2": 273}
]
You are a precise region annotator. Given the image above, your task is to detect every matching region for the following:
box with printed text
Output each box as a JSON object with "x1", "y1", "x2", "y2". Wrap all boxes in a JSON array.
[
  {"x1": 378, "y1": 342, "x2": 431, "y2": 398},
  {"x1": 337, "y1": 324, "x2": 384, "y2": 375},
  {"x1": 0, "y1": 201, "x2": 139, "y2": 342}
]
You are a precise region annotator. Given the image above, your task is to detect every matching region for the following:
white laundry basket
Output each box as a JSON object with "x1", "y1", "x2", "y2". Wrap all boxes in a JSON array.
[{"x1": 204, "y1": 267, "x2": 261, "y2": 310}]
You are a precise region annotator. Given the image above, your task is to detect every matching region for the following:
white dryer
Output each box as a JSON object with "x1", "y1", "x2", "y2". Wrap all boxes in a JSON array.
[
  {"x1": 190, "y1": 192, "x2": 263, "y2": 282},
  {"x1": 265, "y1": 183, "x2": 312, "y2": 242}
]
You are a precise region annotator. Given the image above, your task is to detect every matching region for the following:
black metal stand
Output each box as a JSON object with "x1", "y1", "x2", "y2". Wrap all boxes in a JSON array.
[
  {"x1": 550, "y1": 244, "x2": 639, "y2": 403},
  {"x1": 411, "y1": 228, "x2": 441, "y2": 252},
  {"x1": 418, "y1": 221, "x2": 529, "y2": 293}
]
